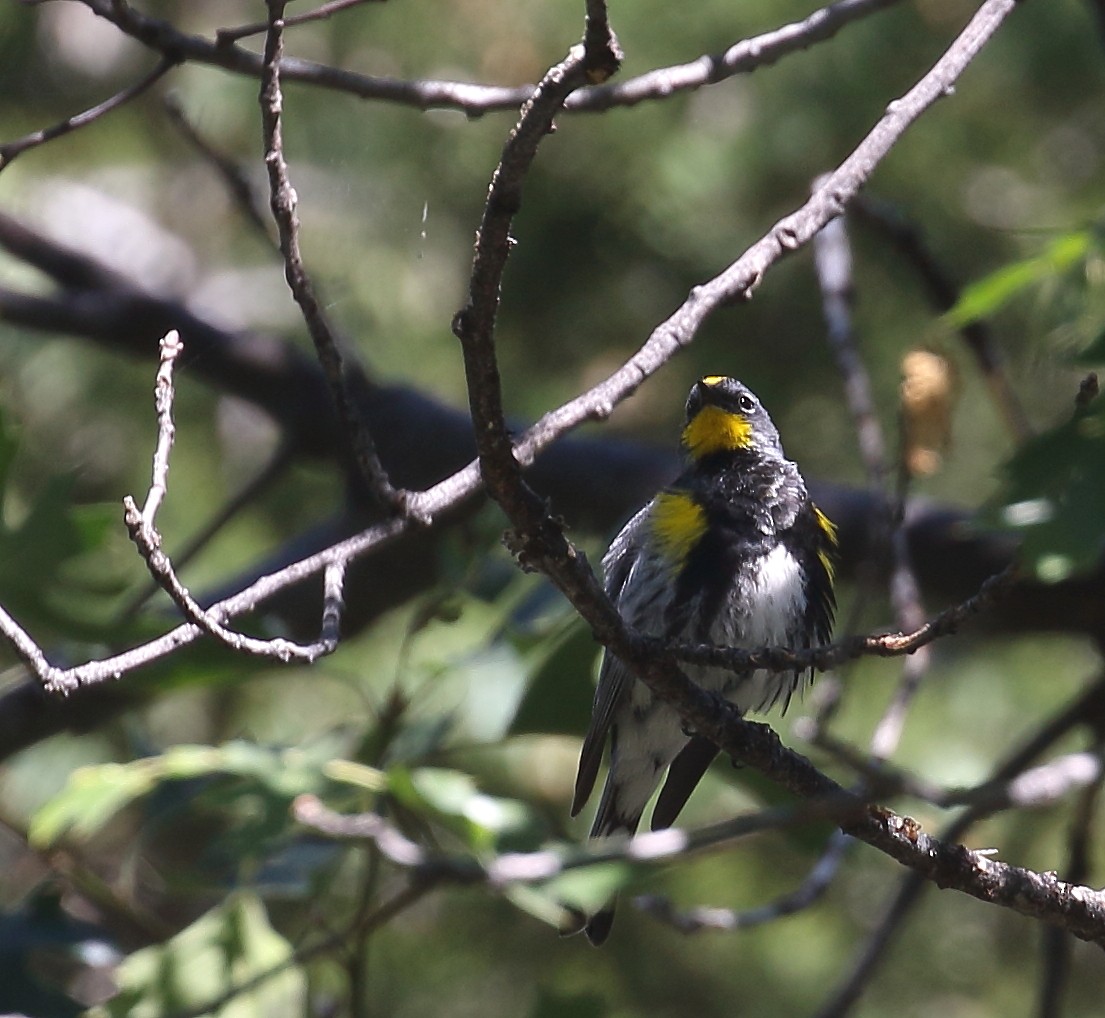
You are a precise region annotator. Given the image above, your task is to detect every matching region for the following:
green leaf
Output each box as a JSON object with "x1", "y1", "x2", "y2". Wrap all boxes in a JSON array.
[
  {"x1": 945, "y1": 231, "x2": 1090, "y2": 328},
  {"x1": 91, "y1": 893, "x2": 305, "y2": 1018},
  {"x1": 387, "y1": 766, "x2": 532, "y2": 850},
  {"x1": 29, "y1": 762, "x2": 159, "y2": 847},
  {"x1": 510, "y1": 617, "x2": 597, "y2": 737},
  {"x1": 28, "y1": 742, "x2": 329, "y2": 849},
  {"x1": 541, "y1": 862, "x2": 635, "y2": 914},
  {"x1": 989, "y1": 398, "x2": 1105, "y2": 581},
  {"x1": 500, "y1": 860, "x2": 635, "y2": 934}
]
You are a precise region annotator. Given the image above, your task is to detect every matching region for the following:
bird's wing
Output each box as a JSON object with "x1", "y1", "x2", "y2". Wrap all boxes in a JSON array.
[
  {"x1": 571, "y1": 653, "x2": 634, "y2": 816},
  {"x1": 570, "y1": 506, "x2": 651, "y2": 818}
]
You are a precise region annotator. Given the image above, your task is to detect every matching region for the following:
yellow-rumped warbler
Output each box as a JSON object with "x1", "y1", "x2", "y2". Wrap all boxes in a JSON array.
[{"x1": 571, "y1": 375, "x2": 837, "y2": 944}]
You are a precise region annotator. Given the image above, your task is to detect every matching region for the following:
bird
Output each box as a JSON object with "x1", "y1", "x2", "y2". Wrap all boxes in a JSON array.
[{"x1": 570, "y1": 375, "x2": 837, "y2": 945}]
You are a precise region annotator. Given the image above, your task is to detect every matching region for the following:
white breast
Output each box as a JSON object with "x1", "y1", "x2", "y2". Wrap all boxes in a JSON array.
[{"x1": 702, "y1": 543, "x2": 807, "y2": 714}]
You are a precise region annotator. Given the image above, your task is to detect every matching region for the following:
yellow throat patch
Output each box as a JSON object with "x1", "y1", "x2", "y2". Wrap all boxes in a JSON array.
[
  {"x1": 682, "y1": 404, "x2": 753, "y2": 459},
  {"x1": 650, "y1": 491, "x2": 707, "y2": 566}
]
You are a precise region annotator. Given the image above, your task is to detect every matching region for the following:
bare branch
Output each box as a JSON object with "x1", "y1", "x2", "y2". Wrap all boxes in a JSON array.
[
  {"x1": 116, "y1": 446, "x2": 294, "y2": 623},
  {"x1": 450, "y1": 34, "x2": 595, "y2": 505},
  {"x1": 259, "y1": 1, "x2": 409, "y2": 517},
  {"x1": 633, "y1": 830, "x2": 851, "y2": 933},
  {"x1": 137, "y1": 329, "x2": 184, "y2": 526},
  {"x1": 812, "y1": 202, "x2": 931, "y2": 760},
  {"x1": 1038, "y1": 755, "x2": 1103, "y2": 1018},
  {"x1": 296, "y1": 789, "x2": 867, "y2": 881},
  {"x1": 294, "y1": 731, "x2": 1105, "y2": 946},
  {"x1": 667, "y1": 564, "x2": 1014, "y2": 676},
  {"x1": 814, "y1": 678, "x2": 1105, "y2": 1017},
  {"x1": 0, "y1": 57, "x2": 176, "y2": 173},
  {"x1": 73, "y1": 0, "x2": 900, "y2": 115},
  {"x1": 120, "y1": 331, "x2": 346, "y2": 664}
]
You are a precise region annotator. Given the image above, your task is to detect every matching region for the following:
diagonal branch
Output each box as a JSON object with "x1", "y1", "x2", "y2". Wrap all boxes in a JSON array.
[
  {"x1": 814, "y1": 676, "x2": 1105, "y2": 1017},
  {"x1": 0, "y1": 56, "x2": 177, "y2": 173}
]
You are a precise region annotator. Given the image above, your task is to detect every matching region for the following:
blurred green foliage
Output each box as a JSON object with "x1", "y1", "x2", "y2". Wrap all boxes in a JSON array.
[{"x1": 0, "y1": 0, "x2": 1104, "y2": 1016}]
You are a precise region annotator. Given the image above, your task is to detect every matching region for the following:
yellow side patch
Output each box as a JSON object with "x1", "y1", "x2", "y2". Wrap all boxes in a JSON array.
[
  {"x1": 650, "y1": 492, "x2": 707, "y2": 566},
  {"x1": 682, "y1": 405, "x2": 753, "y2": 459},
  {"x1": 814, "y1": 506, "x2": 838, "y2": 582}
]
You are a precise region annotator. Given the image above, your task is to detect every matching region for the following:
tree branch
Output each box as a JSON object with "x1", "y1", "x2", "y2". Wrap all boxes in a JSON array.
[
  {"x1": 259, "y1": 0, "x2": 409, "y2": 516},
  {"x1": 72, "y1": 0, "x2": 900, "y2": 115},
  {"x1": 0, "y1": 56, "x2": 177, "y2": 173}
]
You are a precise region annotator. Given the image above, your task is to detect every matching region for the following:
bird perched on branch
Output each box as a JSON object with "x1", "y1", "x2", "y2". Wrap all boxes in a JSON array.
[{"x1": 571, "y1": 375, "x2": 837, "y2": 944}]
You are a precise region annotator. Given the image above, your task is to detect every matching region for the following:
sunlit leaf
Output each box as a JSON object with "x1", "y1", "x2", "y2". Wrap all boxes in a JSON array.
[
  {"x1": 29, "y1": 762, "x2": 158, "y2": 848},
  {"x1": 541, "y1": 862, "x2": 635, "y2": 914},
  {"x1": 323, "y1": 759, "x2": 389, "y2": 792},
  {"x1": 945, "y1": 231, "x2": 1090, "y2": 328},
  {"x1": 28, "y1": 742, "x2": 330, "y2": 849},
  {"x1": 387, "y1": 765, "x2": 532, "y2": 850},
  {"x1": 91, "y1": 893, "x2": 305, "y2": 1018}
]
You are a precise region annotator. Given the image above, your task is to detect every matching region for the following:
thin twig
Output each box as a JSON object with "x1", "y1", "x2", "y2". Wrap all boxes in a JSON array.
[
  {"x1": 633, "y1": 830, "x2": 851, "y2": 933},
  {"x1": 450, "y1": 25, "x2": 606, "y2": 501},
  {"x1": 1038, "y1": 740, "x2": 1104, "y2": 1018},
  {"x1": 116, "y1": 445, "x2": 294, "y2": 622},
  {"x1": 120, "y1": 332, "x2": 346, "y2": 665},
  {"x1": 812, "y1": 729, "x2": 1105, "y2": 814},
  {"x1": 0, "y1": 57, "x2": 176, "y2": 172},
  {"x1": 294, "y1": 789, "x2": 867, "y2": 886},
  {"x1": 75, "y1": 0, "x2": 900, "y2": 115},
  {"x1": 216, "y1": 0, "x2": 384, "y2": 46},
  {"x1": 259, "y1": 1, "x2": 411, "y2": 518},
  {"x1": 813, "y1": 203, "x2": 932, "y2": 761},
  {"x1": 667, "y1": 565, "x2": 1013, "y2": 676},
  {"x1": 815, "y1": 209, "x2": 887, "y2": 489}
]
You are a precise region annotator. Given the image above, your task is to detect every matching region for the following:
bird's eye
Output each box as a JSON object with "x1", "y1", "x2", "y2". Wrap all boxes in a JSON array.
[{"x1": 738, "y1": 394, "x2": 756, "y2": 414}]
